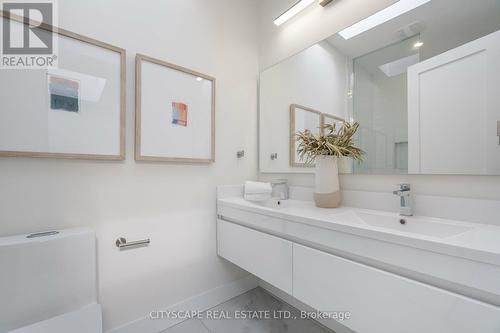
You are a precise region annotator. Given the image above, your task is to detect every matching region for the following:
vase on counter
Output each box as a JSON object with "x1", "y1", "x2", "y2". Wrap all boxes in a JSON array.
[{"x1": 313, "y1": 155, "x2": 340, "y2": 208}]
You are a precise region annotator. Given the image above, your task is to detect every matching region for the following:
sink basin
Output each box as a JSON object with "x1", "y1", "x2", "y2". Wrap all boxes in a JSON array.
[
  {"x1": 236, "y1": 197, "x2": 476, "y2": 239},
  {"x1": 346, "y1": 211, "x2": 474, "y2": 238}
]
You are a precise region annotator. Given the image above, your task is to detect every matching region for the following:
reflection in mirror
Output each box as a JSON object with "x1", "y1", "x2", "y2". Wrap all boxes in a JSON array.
[
  {"x1": 320, "y1": 113, "x2": 354, "y2": 173},
  {"x1": 352, "y1": 36, "x2": 419, "y2": 174},
  {"x1": 260, "y1": 40, "x2": 348, "y2": 174},
  {"x1": 322, "y1": 113, "x2": 345, "y2": 134},
  {"x1": 289, "y1": 104, "x2": 321, "y2": 167},
  {"x1": 408, "y1": 30, "x2": 500, "y2": 175},
  {"x1": 259, "y1": 0, "x2": 500, "y2": 175}
]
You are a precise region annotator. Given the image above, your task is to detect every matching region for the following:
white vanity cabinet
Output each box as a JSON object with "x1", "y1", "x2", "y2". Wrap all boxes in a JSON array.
[
  {"x1": 217, "y1": 219, "x2": 293, "y2": 294},
  {"x1": 408, "y1": 30, "x2": 500, "y2": 175},
  {"x1": 293, "y1": 244, "x2": 500, "y2": 333},
  {"x1": 216, "y1": 196, "x2": 500, "y2": 333}
]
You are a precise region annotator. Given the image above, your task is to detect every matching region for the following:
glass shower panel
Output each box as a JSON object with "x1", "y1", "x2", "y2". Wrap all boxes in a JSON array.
[{"x1": 353, "y1": 36, "x2": 420, "y2": 174}]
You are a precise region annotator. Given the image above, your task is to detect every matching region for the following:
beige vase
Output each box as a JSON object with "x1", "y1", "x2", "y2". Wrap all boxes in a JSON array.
[{"x1": 314, "y1": 155, "x2": 341, "y2": 208}]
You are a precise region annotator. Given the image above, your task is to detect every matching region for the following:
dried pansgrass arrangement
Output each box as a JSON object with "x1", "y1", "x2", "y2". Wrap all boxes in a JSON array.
[{"x1": 296, "y1": 122, "x2": 364, "y2": 164}]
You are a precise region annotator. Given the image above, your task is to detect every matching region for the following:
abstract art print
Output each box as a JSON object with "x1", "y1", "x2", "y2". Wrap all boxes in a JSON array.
[
  {"x1": 172, "y1": 102, "x2": 188, "y2": 127},
  {"x1": 135, "y1": 54, "x2": 215, "y2": 163},
  {"x1": 48, "y1": 74, "x2": 80, "y2": 113}
]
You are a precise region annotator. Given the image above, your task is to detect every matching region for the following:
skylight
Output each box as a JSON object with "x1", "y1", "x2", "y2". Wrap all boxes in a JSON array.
[{"x1": 338, "y1": 0, "x2": 432, "y2": 40}]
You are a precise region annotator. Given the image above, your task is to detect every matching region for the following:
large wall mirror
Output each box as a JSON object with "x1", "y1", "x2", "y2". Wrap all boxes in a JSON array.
[{"x1": 259, "y1": 0, "x2": 500, "y2": 175}]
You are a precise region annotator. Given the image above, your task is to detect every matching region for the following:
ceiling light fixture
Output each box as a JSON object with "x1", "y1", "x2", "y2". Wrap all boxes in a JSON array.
[
  {"x1": 413, "y1": 41, "x2": 424, "y2": 48},
  {"x1": 274, "y1": 0, "x2": 315, "y2": 26},
  {"x1": 338, "y1": 0, "x2": 432, "y2": 40},
  {"x1": 319, "y1": 0, "x2": 335, "y2": 6}
]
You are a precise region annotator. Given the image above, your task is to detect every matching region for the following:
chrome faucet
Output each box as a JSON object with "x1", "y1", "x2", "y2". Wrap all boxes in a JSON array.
[
  {"x1": 271, "y1": 179, "x2": 289, "y2": 200},
  {"x1": 393, "y1": 184, "x2": 412, "y2": 216}
]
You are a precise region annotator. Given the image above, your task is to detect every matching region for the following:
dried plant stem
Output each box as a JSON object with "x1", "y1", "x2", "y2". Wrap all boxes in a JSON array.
[{"x1": 296, "y1": 122, "x2": 364, "y2": 164}]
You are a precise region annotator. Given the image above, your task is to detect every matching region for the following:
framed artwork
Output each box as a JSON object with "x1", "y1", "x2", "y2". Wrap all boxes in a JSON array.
[
  {"x1": 135, "y1": 54, "x2": 215, "y2": 163},
  {"x1": 0, "y1": 12, "x2": 126, "y2": 160},
  {"x1": 289, "y1": 104, "x2": 321, "y2": 167}
]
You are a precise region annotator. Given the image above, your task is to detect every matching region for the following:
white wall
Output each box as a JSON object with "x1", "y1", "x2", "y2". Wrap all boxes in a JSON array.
[
  {"x1": 258, "y1": 0, "x2": 500, "y2": 201},
  {"x1": 259, "y1": 41, "x2": 347, "y2": 173},
  {"x1": 0, "y1": 0, "x2": 259, "y2": 331}
]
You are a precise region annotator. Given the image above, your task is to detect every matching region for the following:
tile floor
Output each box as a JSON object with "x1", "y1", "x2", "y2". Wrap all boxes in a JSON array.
[{"x1": 161, "y1": 287, "x2": 334, "y2": 333}]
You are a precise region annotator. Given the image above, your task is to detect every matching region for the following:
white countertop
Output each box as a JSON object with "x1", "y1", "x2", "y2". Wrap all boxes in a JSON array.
[{"x1": 218, "y1": 197, "x2": 500, "y2": 266}]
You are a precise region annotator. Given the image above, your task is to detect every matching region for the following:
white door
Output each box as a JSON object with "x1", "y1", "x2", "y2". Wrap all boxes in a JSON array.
[{"x1": 408, "y1": 30, "x2": 500, "y2": 174}]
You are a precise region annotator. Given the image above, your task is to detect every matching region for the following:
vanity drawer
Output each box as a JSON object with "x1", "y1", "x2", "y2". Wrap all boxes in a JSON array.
[
  {"x1": 293, "y1": 244, "x2": 500, "y2": 333},
  {"x1": 217, "y1": 220, "x2": 292, "y2": 293}
]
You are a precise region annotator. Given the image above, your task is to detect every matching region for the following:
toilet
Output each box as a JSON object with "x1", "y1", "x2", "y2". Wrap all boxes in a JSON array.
[{"x1": 0, "y1": 228, "x2": 102, "y2": 333}]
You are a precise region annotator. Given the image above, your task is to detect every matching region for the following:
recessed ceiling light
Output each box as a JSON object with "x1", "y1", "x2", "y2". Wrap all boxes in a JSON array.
[
  {"x1": 196, "y1": 77, "x2": 203, "y2": 81},
  {"x1": 413, "y1": 41, "x2": 424, "y2": 48},
  {"x1": 274, "y1": 0, "x2": 315, "y2": 26},
  {"x1": 338, "y1": 0, "x2": 432, "y2": 40}
]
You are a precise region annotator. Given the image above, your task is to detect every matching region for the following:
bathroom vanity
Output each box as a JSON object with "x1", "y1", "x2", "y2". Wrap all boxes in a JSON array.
[
  {"x1": 251, "y1": 3, "x2": 500, "y2": 329},
  {"x1": 216, "y1": 186, "x2": 500, "y2": 333}
]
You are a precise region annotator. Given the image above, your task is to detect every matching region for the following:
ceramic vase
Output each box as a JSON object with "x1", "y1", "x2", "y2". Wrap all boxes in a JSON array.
[{"x1": 314, "y1": 155, "x2": 341, "y2": 208}]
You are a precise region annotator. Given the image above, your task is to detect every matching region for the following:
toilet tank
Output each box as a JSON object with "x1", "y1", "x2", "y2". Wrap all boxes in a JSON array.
[{"x1": 0, "y1": 228, "x2": 97, "y2": 332}]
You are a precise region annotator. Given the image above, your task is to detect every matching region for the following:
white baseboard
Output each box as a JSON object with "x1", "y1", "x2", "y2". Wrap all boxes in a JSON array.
[
  {"x1": 258, "y1": 280, "x2": 354, "y2": 333},
  {"x1": 108, "y1": 275, "x2": 259, "y2": 333}
]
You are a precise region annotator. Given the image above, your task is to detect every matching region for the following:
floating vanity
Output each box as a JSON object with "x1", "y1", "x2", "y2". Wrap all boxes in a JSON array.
[{"x1": 216, "y1": 186, "x2": 500, "y2": 333}]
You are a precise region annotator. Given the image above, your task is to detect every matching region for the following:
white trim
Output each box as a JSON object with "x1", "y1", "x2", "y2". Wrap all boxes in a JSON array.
[
  {"x1": 107, "y1": 275, "x2": 259, "y2": 333},
  {"x1": 9, "y1": 304, "x2": 102, "y2": 333}
]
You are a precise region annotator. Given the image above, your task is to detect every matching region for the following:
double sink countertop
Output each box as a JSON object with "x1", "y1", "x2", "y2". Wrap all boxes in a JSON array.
[{"x1": 218, "y1": 196, "x2": 500, "y2": 267}]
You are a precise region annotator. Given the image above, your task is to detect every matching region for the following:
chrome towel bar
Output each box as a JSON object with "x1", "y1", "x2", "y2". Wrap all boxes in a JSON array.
[{"x1": 115, "y1": 237, "x2": 150, "y2": 250}]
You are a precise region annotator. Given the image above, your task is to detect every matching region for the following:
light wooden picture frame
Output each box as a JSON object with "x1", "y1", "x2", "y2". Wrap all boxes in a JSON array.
[
  {"x1": 0, "y1": 11, "x2": 126, "y2": 161},
  {"x1": 322, "y1": 113, "x2": 353, "y2": 174},
  {"x1": 289, "y1": 104, "x2": 321, "y2": 168},
  {"x1": 135, "y1": 54, "x2": 215, "y2": 163}
]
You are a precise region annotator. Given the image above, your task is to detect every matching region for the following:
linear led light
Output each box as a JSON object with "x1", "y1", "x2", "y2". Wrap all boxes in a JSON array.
[
  {"x1": 274, "y1": 0, "x2": 315, "y2": 26},
  {"x1": 319, "y1": 0, "x2": 335, "y2": 6},
  {"x1": 338, "y1": 0, "x2": 432, "y2": 40}
]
